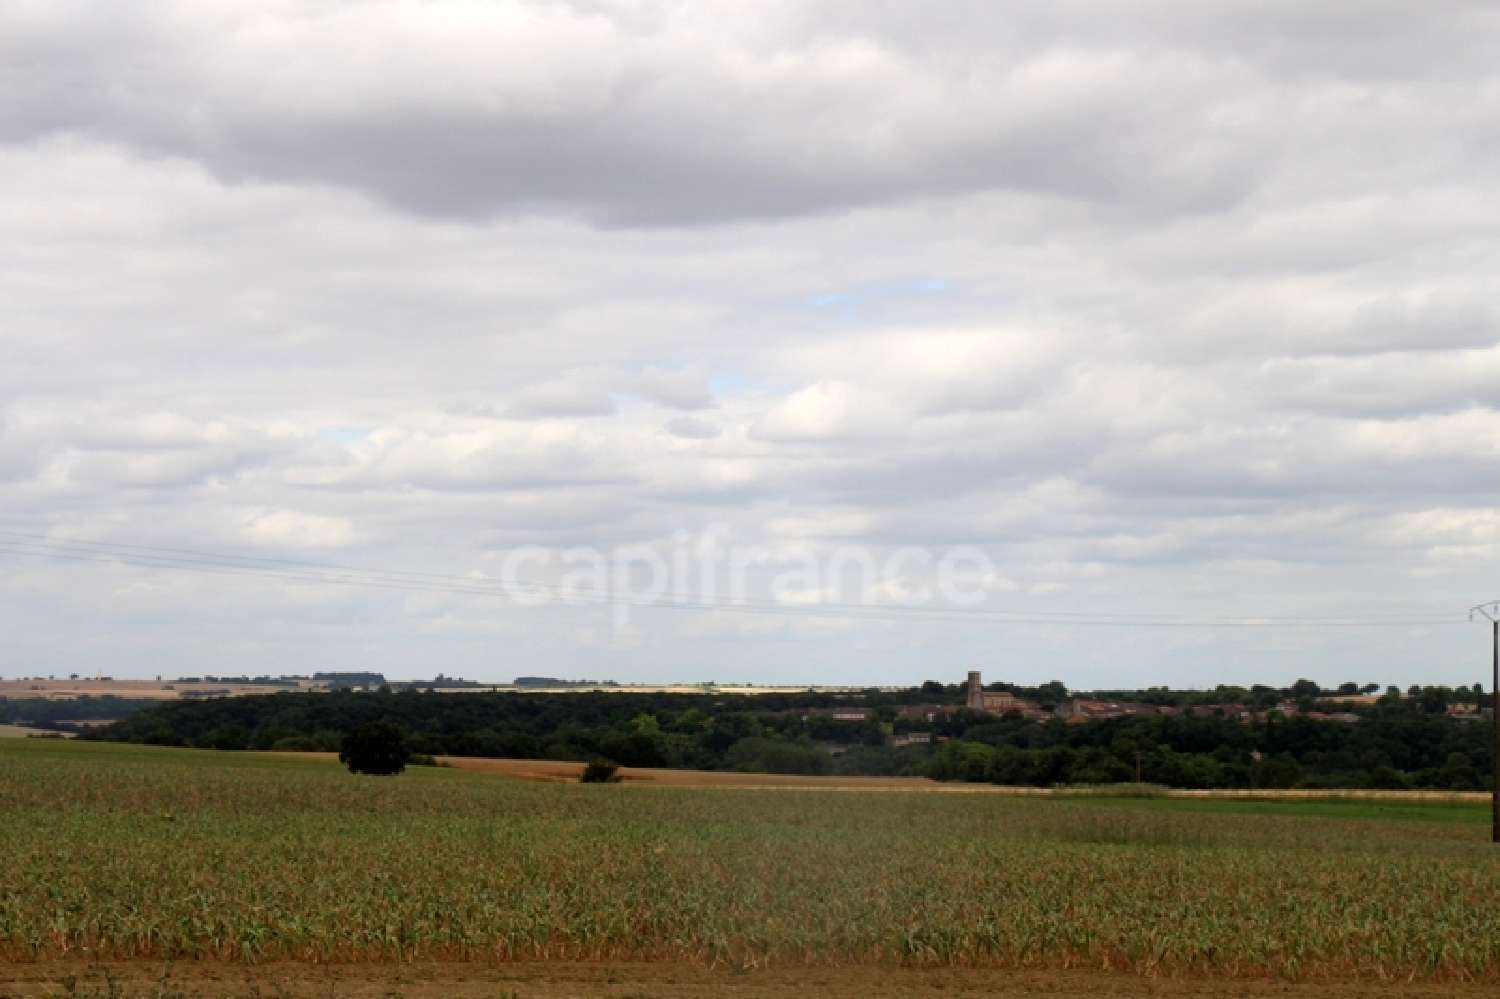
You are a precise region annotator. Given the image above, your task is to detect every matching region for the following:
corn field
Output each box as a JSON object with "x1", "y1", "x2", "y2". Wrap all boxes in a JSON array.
[{"x1": 3, "y1": 739, "x2": 1499, "y2": 979}]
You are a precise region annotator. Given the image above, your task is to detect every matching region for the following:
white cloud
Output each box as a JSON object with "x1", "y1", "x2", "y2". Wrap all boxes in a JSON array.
[
  {"x1": 241, "y1": 510, "x2": 359, "y2": 549},
  {"x1": 752, "y1": 381, "x2": 901, "y2": 441}
]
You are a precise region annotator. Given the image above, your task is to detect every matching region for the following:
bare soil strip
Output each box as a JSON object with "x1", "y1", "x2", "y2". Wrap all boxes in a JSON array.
[
  {"x1": 439, "y1": 755, "x2": 953, "y2": 788},
  {"x1": 0, "y1": 961, "x2": 1489, "y2": 999},
  {"x1": 431, "y1": 755, "x2": 1488, "y2": 802}
]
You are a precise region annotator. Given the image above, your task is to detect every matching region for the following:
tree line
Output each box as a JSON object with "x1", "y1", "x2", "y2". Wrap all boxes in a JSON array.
[
  {"x1": 0, "y1": 695, "x2": 154, "y2": 728},
  {"x1": 926, "y1": 709, "x2": 1489, "y2": 790},
  {"x1": 85, "y1": 682, "x2": 1494, "y2": 791}
]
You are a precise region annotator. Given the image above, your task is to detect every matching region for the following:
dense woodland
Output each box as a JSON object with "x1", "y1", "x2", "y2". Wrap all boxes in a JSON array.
[
  {"x1": 79, "y1": 680, "x2": 1495, "y2": 791},
  {"x1": 0, "y1": 695, "x2": 155, "y2": 727}
]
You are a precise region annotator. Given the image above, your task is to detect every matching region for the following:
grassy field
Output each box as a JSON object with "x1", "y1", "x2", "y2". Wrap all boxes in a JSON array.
[{"x1": 2, "y1": 740, "x2": 1500, "y2": 987}]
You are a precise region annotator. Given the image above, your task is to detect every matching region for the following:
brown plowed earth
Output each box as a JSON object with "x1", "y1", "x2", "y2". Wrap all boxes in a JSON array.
[
  {"x1": 264, "y1": 752, "x2": 1489, "y2": 800},
  {"x1": 0, "y1": 961, "x2": 1489, "y2": 999},
  {"x1": 439, "y1": 755, "x2": 955, "y2": 788},
  {"x1": 431, "y1": 756, "x2": 1489, "y2": 801}
]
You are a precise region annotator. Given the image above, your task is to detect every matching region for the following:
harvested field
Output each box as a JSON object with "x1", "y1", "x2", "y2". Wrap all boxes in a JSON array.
[
  {"x1": 439, "y1": 755, "x2": 946, "y2": 788},
  {"x1": 274, "y1": 752, "x2": 989, "y2": 789},
  {"x1": 436, "y1": 755, "x2": 1489, "y2": 803},
  {"x1": 0, "y1": 678, "x2": 299, "y2": 701},
  {"x1": 0, "y1": 724, "x2": 69, "y2": 739}
]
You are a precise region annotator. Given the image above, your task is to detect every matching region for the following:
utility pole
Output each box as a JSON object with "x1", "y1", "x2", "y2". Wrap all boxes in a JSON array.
[{"x1": 1470, "y1": 602, "x2": 1500, "y2": 844}]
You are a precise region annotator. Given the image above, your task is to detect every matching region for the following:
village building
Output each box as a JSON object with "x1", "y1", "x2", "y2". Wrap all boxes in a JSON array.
[
  {"x1": 896, "y1": 703, "x2": 963, "y2": 723},
  {"x1": 965, "y1": 672, "x2": 1045, "y2": 717},
  {"x1": 1186, "y1": 703, "x2": 1256, "y2": 722},
  {"x1": 1054, "y1": 698, "x2": 1168, "y2": 724},
  {"x1": 798, "y1": 706, "x2": 874, "y2": 723}
]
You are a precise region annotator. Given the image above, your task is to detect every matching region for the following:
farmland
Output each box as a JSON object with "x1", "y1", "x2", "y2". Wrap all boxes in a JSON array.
[
  {"x1": 0, "y1": 678, "x2": 301, "y2": 701},
  {"x1": 0, "y1": 724, "x2": 69, "y2": 739},
  {"x1": 3, "y1": 740, "x2": 1500, "y2": 997},
  {"x1": 432, "y1": 754, "x2": 1491, "y2": 805}
]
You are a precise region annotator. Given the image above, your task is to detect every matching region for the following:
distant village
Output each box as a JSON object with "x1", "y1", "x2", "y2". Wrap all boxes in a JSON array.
[
  {"x1": 6, "y1": 668, "x2": 1486, "y2": 732},
  {"x1": 15, "y1": 665, "x2": 1490, "y2": 791},
  {"x1": 951, "y1": 670, "x2": 1374, "y2": 725},
  {"x1": 791, "y1": 670, "x2": 1486, "y2": 752}
]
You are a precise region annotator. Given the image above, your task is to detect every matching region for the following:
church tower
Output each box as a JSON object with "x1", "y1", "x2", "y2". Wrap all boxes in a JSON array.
[{"x1": 967, "y1": 671, "x2": 984, "y2": 710}]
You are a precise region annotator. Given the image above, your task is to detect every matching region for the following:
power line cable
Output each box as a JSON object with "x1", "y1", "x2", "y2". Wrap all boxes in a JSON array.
[
  {"x1": 0, "y1": 530, "x2": 1454, "y2": 623},
  {"x1": 0, "y1": 534, "x2": 1464, "y2": 628},
  {"x1": 0, "y1": 532, "x2": 1466, "y2": 629}
]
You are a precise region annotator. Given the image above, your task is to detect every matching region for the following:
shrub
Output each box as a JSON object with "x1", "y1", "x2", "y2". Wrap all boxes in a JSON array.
[
  {"x1": 1368, "y1": 765, "x2": 1409, "y2": 790},
  {"x1": 194, "y1": 724, "x2": 250, "y2": 752},
  {"x1": 339, "y1": 721, "x2": 409, "y2": 776},
  {"x1": 580, "y1": 760, "x2": 620, "y2": 783},
  {"x1": 723, "y1": 736, "x2": 832, "y2": 776},
  {"x1": 1250, "y1": 753, "x2": 1304, "y2": 790}
]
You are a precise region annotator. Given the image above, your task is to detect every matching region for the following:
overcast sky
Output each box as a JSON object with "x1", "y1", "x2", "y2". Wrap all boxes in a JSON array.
[{"x1": 4, "y1": 1, "x2": 1500, "y2": 689}]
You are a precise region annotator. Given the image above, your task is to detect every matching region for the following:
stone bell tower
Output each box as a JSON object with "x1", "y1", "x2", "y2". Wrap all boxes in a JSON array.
[{"x1": 967, "y1": 671, "x2": 984, "y2": 710}]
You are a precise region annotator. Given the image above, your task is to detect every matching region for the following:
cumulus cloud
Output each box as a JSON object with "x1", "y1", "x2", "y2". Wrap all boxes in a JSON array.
[
  {"x1": 241, "y1": 509, "x2": 359, "y2": 549},
  {"x1": 752, "y1": 381, "x2": 903, "y2": 442},
  {"x1": 2, "y1": 1, "x2": 1498, "y2": 687}
]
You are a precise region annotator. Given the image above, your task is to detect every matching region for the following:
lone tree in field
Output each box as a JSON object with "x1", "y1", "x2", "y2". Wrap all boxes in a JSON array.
[{"x1": 339, "y1": 721, "x2": 409, "y2": 776}]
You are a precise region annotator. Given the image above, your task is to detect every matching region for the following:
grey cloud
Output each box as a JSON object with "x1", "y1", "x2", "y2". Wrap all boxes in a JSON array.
[
  {"x1": 1083, "y1": 416, "x2": 1500, "y2": 504},
  {"x1": 1341, "y1": 298, "x2": 1500, "y2": 356},
  {"x1": 306, "y1": 434, "x2": 635, "y2": 494},
  {"x1": 502, "y1": 382, "x2": 618, "y2": 419},
  {"x1": 500, "y1": 366, "x2": 716, "y2": 418},
  {"x1": 0, "y1": 2, "x2": 1411, "y2": 227},
  {"x1": 662, "y1": 416, "x2": 721, "y2": 440},
  {"x1": 1246, "y1": 352, "x2": 1500, "y2": 419},
  {"x1": 634, "y1": 368, "x2": 715, "y2": 410},
  {"x1": 792, "y1": 433, "x2": 1100, "y2": 507},
  {"x1": 0, "y1": 413, "x2": 41, "y2": 483},
  {"x1": 57, "y1": 444, "x2": 272, "y2": 491}
]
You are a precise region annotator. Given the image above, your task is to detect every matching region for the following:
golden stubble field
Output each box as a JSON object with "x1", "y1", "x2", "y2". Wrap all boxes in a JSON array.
[
  {"x1": 0, "y1": 678, "x2": 302, "y2": 701},
  {"x1": 0, "y1": 724, "x2": 70, "y2": 739}
]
